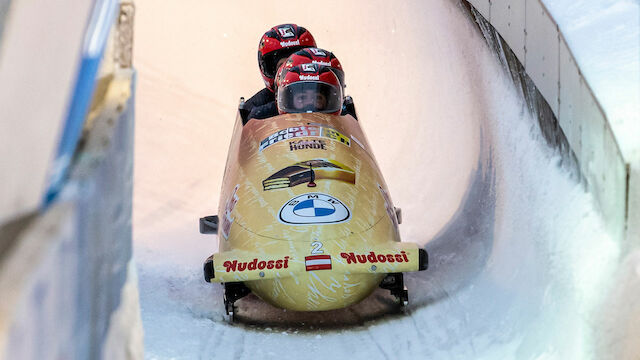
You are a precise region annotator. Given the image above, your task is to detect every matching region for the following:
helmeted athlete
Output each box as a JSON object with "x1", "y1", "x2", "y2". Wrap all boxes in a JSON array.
[
  {"x1": 276, "y1": 63, "x2": 343, "y2": 115},
  {"x1": 244, "y1": 24, "x2": 316, "y2": 119},
  {"x1": 278, "y1": 47, "x2": 345, "y2": 91},
  {"x1": 250, "y1": 47, "x2": 346, "y2": 120}
]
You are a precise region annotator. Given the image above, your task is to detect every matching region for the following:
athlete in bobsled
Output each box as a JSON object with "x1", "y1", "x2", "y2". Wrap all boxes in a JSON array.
[
  {"x1": 200, "y1": 27, "x2": 427, "y2": 321},
  {"x1": 250, "y1": 48, "x2": 350, "y2": 120},
  {"x1": 244, "y1": 23, "x2": 316, "y2": 120},
  {"x1": 277, "y1": 47, "x2": 345, "y2": 92},
  {"x1": 276, "y1": 62, "x2": 343, "y2": 115}
]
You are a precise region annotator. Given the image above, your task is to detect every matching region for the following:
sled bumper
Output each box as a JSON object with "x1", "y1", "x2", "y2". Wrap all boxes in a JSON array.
[{"x1": 204, "y1": 243, "x2": 427, "y2": 283}]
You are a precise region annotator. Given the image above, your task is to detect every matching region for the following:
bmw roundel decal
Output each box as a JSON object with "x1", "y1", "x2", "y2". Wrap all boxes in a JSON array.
[{"x1": 279, "y1": 193, "x2": 351, "y2": 225}]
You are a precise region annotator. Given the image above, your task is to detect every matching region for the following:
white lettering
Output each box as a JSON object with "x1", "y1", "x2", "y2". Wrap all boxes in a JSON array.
[
  {"x1": 280, "y1": 40, "x2": 300, "y2": 47},
  {"x1": 299, "y1": 75, "x2": 320, "y2": 80}
]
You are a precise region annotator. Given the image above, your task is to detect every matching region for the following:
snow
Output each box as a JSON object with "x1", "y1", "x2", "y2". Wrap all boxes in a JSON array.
[
  {"x1": 102, "y1": 260, "x2": 144, "y2": 360},
  {"x1": 133, "y1": 0, "x2": 633, "y2": 358}
]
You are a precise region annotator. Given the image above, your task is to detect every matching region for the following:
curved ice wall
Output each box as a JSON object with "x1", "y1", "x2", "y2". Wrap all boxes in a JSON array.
[{"x1": 466, "y1": 0, "x2": 631, "y2": 244}]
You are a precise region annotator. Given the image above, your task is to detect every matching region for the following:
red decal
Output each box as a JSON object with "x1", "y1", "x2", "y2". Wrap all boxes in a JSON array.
[
  {"x1": 223, "y1": 256, "x2": 289, "y2": 273},
  {"x1": 341, "y1": 252, "x2": 356, "y2": 264},
  {"x1": 339, "y1": 251, "x2": 410, "y2": 265},
  {"x1": 305, "y1": 254, "x2": 332, "y2": 271}
]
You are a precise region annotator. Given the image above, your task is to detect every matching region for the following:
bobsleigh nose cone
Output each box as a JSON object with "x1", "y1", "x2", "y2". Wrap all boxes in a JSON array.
[{"x1": 248, "y1": 272, "x2": 385, "y2": 311}]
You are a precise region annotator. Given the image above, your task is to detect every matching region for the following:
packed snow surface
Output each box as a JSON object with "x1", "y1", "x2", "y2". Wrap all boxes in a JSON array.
[{"x1": 133, "y1": 0, "x2": 629, "y2": 358}]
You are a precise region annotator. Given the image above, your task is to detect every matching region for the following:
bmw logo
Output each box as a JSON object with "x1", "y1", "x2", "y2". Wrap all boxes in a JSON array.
[{"x1": 279, "y1": 193, "x2": 351, "y2": 225}]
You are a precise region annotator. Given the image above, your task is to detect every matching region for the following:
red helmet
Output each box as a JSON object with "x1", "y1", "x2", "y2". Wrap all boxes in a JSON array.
[
  {"x1": 258, "y1": 24, "x2": 316, "y2": 91},
  {"x1": 282, "y1": 48, "x2": 345, "y2": 90},
  {"x1": 276, "y1": 63, "x2": 344, "y2": 115}
]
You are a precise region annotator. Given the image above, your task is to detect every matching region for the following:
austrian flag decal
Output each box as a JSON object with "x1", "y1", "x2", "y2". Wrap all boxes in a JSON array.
[{"x1": 305, "y1": 255, "x2": 332, "y2": 271}]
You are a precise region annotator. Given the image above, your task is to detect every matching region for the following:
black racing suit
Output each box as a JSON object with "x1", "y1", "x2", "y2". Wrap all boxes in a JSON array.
[{"x1": 245, "y1": 88, "x2": 278, "y2": 120}]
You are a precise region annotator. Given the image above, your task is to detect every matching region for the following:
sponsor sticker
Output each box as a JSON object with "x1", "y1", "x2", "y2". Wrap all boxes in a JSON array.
[
  {"x1": 259, "y1": 125, "x2": 350, "y2": 151},
  {"x1": 280, "y1": 39, "x2": 300, "y2": 47},
  {"x1": 223, "y1": 256, "x2": 290, "y2": 272},
  {"x1": 221, "y1": 185, "x2": 239, "y2": 239},
  {"x1": 301, "y1": 63, "x2": 318, "y2": 72},
  {"x1": 263, "y1": 159, "x2": 355, "y2": 191},
  {"x1": 289, "y1": 139, "x2": 326, "y2": 151},
  {"x1": 279, "y1": 193, "x2": 351, "y2": 225},
  {"x1": 312, "y1": 60, "x2": 331, "y2": 66},
  {"x1": 305, "y1": 255, "x2": 332, "y2": 271},
  {"x1": 309, "y1": 48, "x2": 327, "y2": 56},
  {"x1": 277, "y1": 25, "x2": 295, "y2": 38},
  {"x1": 340, "y1": 251, "x2": 409, "y2": 264},
  {"x1": 299, "y1": 75, "x2": 320, "y2": 81}
]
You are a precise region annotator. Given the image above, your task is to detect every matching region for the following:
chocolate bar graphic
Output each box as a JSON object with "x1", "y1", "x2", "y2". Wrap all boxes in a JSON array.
[{"x1": 263, "y1": 159, "x2": 355, "y2": 190}]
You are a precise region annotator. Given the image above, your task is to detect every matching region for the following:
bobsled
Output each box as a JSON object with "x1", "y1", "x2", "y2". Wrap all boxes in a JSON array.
[{"x1": 201, "y1": 99, "x2": 428, "y2": 317}]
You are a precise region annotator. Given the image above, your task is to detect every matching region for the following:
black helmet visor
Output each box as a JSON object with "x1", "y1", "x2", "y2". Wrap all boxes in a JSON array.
[{"x1": 277, "y1": 81, "x2": 343, "y2": 114}]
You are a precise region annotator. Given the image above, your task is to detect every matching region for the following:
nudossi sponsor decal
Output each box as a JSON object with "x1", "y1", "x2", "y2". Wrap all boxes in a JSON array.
[
  {"x1": 340, "y1": 251, "x2": 409, "y2": 264},
  {"x1": 223, "y1": 256, "x2": 290, "y2": 272},
  {"x1": 279, "y1": 39, "x2": 300, "y2": 47},
  {"x1": 312, "y1": 60, "x2": 331, "y2": 66}
]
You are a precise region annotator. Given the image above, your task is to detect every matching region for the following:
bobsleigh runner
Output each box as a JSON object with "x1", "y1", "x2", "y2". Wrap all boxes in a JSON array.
[{"x1": 200, "y1": 100, "x2": 428, "y2": 319}]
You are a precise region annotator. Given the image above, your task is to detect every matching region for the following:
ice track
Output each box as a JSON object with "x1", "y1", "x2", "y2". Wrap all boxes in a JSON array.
[{"x1": 133, "y1": 0, "x2": 619, "y2": 358}]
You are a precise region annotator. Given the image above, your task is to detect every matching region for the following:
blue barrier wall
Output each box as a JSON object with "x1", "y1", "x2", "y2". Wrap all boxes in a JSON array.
[
  {"x1": 2, "y1": 72, "x2": 136, "y2": 360},
  {"x1": 44, "y1": 0, "x2": 118, "y2": 206},
  {"x1": 74, "y1": 73, "x2": 135, "y2": 359}
]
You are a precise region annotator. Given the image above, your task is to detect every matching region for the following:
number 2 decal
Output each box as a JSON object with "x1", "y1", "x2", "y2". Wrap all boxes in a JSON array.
[{"x1": 311, "y1": 241, "x2": 324, "y2": 254}]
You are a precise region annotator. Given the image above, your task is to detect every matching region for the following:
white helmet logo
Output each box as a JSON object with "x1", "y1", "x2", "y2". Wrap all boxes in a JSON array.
[
  {"x1": 278, "y1": 26, "x2": 295, "y2": 38},
  {"x1": 301, "y1": 63, "x2": 317, "y2": 72},
  {"x1": 309, "y1": 48, "x2": 327, "y2": 56}
]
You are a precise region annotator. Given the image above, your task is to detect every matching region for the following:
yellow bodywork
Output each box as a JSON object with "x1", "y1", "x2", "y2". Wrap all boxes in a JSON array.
[{"x1": 207, "y1": 112, "x2": 422, "y2": 311}]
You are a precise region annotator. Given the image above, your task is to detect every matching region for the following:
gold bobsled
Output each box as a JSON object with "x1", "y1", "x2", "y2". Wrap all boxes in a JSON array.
[{"x1": 201, "y1": 101, "x2": 427, "y2": 316}]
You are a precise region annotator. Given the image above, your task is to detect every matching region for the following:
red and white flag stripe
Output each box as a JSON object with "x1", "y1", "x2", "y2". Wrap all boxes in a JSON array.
[{"x1": 305, "y1": 255, "x2": 332, "y2": 271}]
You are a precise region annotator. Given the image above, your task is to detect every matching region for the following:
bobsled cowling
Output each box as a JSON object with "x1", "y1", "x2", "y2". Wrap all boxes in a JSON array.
[{"x1": 204, "y1": 110, "x2": 427, "y2": 312}]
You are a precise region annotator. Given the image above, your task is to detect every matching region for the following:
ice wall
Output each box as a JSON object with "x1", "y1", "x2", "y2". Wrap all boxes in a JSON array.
[
  {"x1": 466, "y1": 0, "x2": 630, "y2": 245},
  {"x1": 0, "y1": 1, "x2": 141, "y2": 359},
  {"x1": 133, "y1": 0, "x2": 633, "y2": 358},
  {"x1": 1, "y1": 73, "x2": 135, "y2": 358}
]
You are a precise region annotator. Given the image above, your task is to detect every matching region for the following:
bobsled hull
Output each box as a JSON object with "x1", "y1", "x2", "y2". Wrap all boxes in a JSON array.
[{"x1": 204, "y1": 111, "x2": 427, "y2": 312}]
